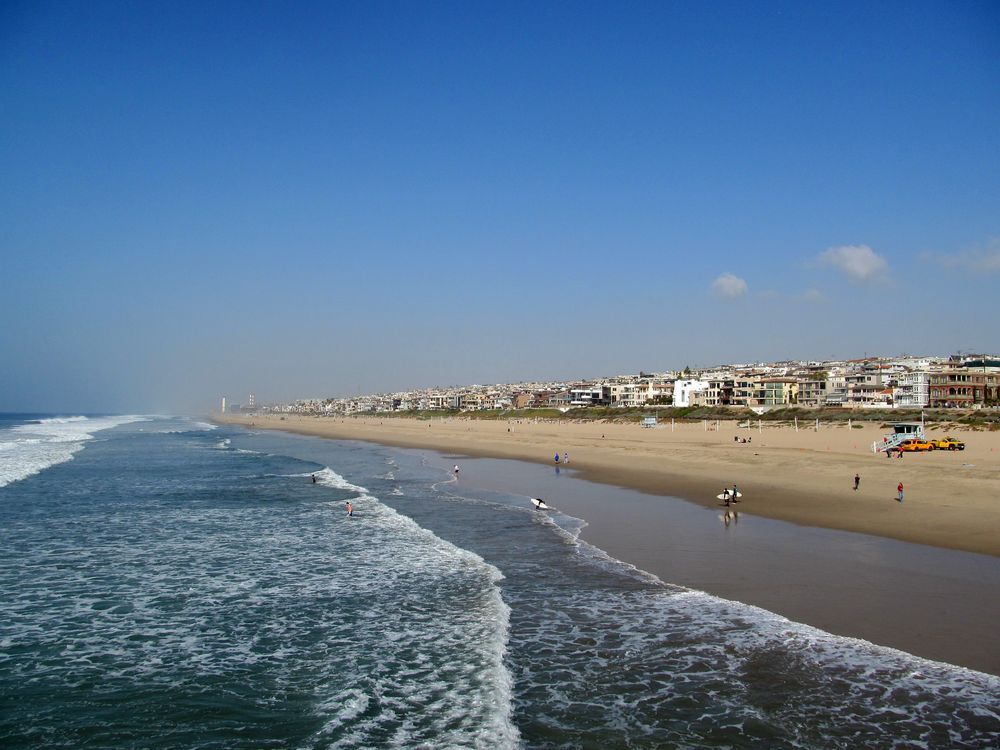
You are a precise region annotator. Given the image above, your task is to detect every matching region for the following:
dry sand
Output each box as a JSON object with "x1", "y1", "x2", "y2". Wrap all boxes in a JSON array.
[{"x1": 219, "y1": 413, "x2": 1000, "y2": 557}]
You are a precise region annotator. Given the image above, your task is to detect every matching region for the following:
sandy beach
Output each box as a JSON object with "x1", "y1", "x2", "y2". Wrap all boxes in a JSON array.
[{"x1": 218, "y1": 413, "x2": 1000, "y2": 557}]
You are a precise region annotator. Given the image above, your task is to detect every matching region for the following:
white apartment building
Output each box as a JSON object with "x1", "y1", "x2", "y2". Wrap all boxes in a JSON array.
[
  {"x1": 672, "y1": 379, "x2": 710, "y2": 407},
  {"x1": 893, "y1": 371, "x2": 929, "y2": 408}
]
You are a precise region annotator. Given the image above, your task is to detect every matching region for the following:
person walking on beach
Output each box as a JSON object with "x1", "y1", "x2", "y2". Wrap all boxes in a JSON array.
[
  {"x1": 854, "y1": 473, "x2": 860, "y2": 491},
  {"x1": 722, "y1": 488, "x2": 731, "y2": 506},
  {"x1": 731, "y1": 484, "x2": 740, "y2": 503},
  {"x1": 563, "y1": 452, "x2": 569, "y2": 464},
  {"x1": 554, "y1": 453, "x2": 560, "y2": 464},
  {"x1": 346, "y1": 501, "x2": 353, "y2": 517},
  {"x1": 897, "y1": 482, "x2": 904, "y2": 503}
]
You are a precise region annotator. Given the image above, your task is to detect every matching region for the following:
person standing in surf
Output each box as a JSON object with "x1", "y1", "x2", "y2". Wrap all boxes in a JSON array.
[{"x1": 346, "y1": 501, "x2": 353, "y2": 517}]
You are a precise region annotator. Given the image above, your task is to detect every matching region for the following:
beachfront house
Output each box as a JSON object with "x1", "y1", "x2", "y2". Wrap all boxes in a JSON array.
[
  {"x1": 893, "y1": 371, "x2": 930, "y2": 408},
  {"x1": 845, "y1": 371, "x2": 885, "y2": 407},
  {"x1": 929, "y1": 366, "x2": 1000, "y2": 408},
  {"x1": 672, "y1": 379, "x2": 710, "y2": 407},
  {"x1": 570, "y1": 386, "x2": 605, "y2": 407},
  {"x1": 705, "y1": 378, "x2": 734, "y2": 406},
  {"x1": 796, "y1": 377, "x2": 828, "y2": 407},
  {"x1": 756, "y1": 378, "x2": 799, "y2": 407}
]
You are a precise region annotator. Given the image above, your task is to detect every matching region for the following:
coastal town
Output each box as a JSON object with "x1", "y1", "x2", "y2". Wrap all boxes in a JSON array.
[{"x1": 230, "y1": 353, "x2": 1000, "y2": 416}]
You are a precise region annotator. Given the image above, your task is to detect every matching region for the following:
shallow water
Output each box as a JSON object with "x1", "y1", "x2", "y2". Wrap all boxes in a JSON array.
[{"x1": 0, "y1": 416, "x2": 997, "y2": 748}]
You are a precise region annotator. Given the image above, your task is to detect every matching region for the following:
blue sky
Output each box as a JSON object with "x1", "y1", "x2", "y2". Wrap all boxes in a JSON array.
[{"x1": 2, "y1": 1, "x2": 998, "y2": 412}]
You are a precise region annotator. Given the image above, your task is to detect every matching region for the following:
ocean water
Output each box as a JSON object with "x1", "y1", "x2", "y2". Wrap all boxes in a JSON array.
[{"x1": 1, "y1": 415, "x2": 997, "y2": 749}]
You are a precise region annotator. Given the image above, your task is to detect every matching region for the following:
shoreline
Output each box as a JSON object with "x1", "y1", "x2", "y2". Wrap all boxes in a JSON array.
[
  {"x1": 217, "y1": 413, "x2": 1000, "y2": 673},
  {"x1": 216, "y1": 413, "x2": 1000, "y2": 557}
]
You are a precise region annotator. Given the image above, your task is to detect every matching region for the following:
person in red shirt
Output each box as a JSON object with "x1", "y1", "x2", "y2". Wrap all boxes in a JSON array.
[{"x1": 897, "y1": 483, "x2": 904, "y2": 503}]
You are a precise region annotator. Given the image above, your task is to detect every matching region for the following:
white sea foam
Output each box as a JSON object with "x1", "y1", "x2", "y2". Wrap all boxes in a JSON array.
[
  {"x1": 143, "y1": 417, "x2": 219, "y2": 434},
  {"x1": 0, "y1": 459, "x2": 520, "y2": 749},
  {"x1": 0, "y1": 415, "x2": 148, "y2": 488},
  {"x1": 312, "y1": 466, "x2": 370, "y2": 495},
  {"x1": 503, "y1": 582, "x2": 1000, "y2": 747}
]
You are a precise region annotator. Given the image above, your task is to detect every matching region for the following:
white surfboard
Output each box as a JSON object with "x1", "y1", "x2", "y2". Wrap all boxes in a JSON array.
[
  {"x1": 530, "y1": 497, "x2": 550, "y2": 510},
  {"x1": 716, "y1": 492, "x2": 743, "y2": 500}
]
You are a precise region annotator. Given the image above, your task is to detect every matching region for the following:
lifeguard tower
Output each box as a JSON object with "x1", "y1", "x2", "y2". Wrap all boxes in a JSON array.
[{"x1": 874, "y1": 422, "x2": 925, "y2": 453}]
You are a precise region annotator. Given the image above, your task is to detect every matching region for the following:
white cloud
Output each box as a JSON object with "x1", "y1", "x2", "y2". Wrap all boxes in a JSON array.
[
  {"x1": 711, "y1": 272, "x2": 748, "y2": 299},
  {"x1": 817, "y1": 244, "x2": 888, "y2": 283},
  {"x1": 798, "y1": 287, "x2": 825, "y2": 302},
  {"x1": 921, "y1": 238, "x2": 1000, "y2": 273}
]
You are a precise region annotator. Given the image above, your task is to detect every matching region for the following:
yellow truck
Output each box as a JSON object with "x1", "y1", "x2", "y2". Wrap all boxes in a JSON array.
[{"x1": 930, "y1": 436, "x2": 965, "y2": 451}]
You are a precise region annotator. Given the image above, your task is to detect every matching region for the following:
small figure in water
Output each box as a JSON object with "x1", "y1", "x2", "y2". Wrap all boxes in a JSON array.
[
  {"x1": 311, "y1": 474, "x2": 317, "y2": 484},
  {"x1": 453, "y1": 464, "x2": 460, "y2": 476},
  {"x1": 346, "y1": 501, "x2": 353, "y2": 517}
]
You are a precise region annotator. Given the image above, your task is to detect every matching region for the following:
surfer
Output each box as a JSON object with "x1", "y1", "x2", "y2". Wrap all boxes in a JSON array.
[
  {"x1": 453, "y1": 465, "x2": 460, "y2": 475},
  {"x1": 311, "y1": 474, "x2": 316, "y2": 484},
  {"x1": 732, "y1": 484, "x2": 740, "y2": 502},
  {"x1": 722, "y1": 488, "x2": 731, "y2": 506},
  {"x1": 346, "y1": 501, "x2": 353, "y2": 517}
]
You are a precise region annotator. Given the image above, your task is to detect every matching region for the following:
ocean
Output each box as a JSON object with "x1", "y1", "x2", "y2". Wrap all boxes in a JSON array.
[{"x1": 1, "y1": 414, "x2": 997, "y2": 749}]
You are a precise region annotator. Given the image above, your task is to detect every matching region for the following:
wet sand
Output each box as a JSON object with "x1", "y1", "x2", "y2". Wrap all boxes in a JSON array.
[
  {"x1": 218, "y1": 413, "x2": 1000, "y2": 556},
  {"x1": 437, "y1": 453, "x2": 1000, "y2": 676}
]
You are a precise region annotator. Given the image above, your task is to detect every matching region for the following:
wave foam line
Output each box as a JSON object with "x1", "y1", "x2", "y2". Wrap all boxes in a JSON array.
[{"x1": 1, "y1": 415, "x2": 148, "y2": 488}]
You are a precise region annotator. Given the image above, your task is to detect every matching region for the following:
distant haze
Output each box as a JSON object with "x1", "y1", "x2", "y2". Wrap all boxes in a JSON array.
[{"x1": 2, "y1": 2, "x2": 998, "y2": 413}]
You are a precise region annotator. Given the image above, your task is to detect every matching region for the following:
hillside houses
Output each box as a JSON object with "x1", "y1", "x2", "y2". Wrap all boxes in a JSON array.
[{"x1": 263, "y1": 354, "x2": 1000, "y2": 416}]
